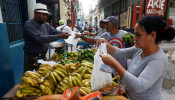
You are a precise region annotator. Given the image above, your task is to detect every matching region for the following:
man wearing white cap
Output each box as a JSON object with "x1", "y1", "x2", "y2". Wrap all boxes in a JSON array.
[{"x1": 23, "y1": 3, "x2": 70, "y2": 72}]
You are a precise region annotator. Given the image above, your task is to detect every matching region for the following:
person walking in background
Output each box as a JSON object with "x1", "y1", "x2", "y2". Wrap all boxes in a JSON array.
[
  {"x1": 97, "y1": 16, "x2": 175, "y2": 100},
  {"x1": 85, "y1": 20, "x2": 106, "y2": 37},
  {"x1": 56, "y1": 20, "x2": 73, "y2": 33},
  {"x1": 23, "y1": 3, "x2": 70, "y2": 72}
]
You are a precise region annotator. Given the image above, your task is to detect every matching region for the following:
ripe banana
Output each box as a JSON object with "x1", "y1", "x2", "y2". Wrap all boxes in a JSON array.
[
  {"x1": 83, "y1": 74, "x2": 91, "y2": 79},
  {"x1": 52, "y1": 71, "x2": 62, "y2": 82},
  {"x1": 71, "y1": 76, "x2": 78, "y2": 86},
  {"x1": 50, "y1": 72, "x2": 57, "y2": 85},
  {"x1": 22, "y1": 93, "x2": 29, "y2": 97},
  {"x1": 29, "y1": 93, "x2": 38, "y2": 96},
  {"x1": 16, "y1": 90, "x2": 23, "y2": 98},
  {"x1": 35, "y1": 89, "x2": 41, "y2": 93},
  {"x1": 76, "y1": 73, "x2": 82, "y2": 81},
  {"x1": 55, "y1": 68, "x2": 68, "y2": 75},
  {"x1": 81, "y1": 87, "x2": 92, "y2": 94},
  {"x1": 53, "y1": 64, "x2": 66, "y2": 70},
  {"x1": 54, "y1": 70, "x2": 66, "y2": 78},
  {"x1": 68, "y1": 75, "x2": 73, "y2": 88},
  {"x1": 80, "y1": 88, "x2": 87, "y2": 96},
  {"x1": 81, "y1": 68, "x2": 88, "y2": 77},
  {"x1": 22, "y1": 77, "x2": 39, "y2": 87},
  {"x1": 60, "y1": 81, "x2": 69, "y2": 89},
  {"x1": 43, "y1": 80, "x2": 54, "y2": 90},
  {"x1": 62, "y1": 79, "x2": 69, "y2": 85},
  {"x1": 18, "y1": 84, "x2": 31, "y2": 89},
  {"x1": 82, "y1": 79, "x2": 91, "y2": 84},
  {"x1": 45, "y1": 86, "x2": 53, "y2": 95},
  {"x1": 40, "y1": 84, "x2": 49, "y2": 95},
  {"x1": 77, "y1": 67, "x2": 84, "y2": 72},
  {"x1": 56, "y1": 88, "x2": 63, "y2": 94},
  {"x1": 23, "y1": 72, "x2": 43, "y2": 84},
  {"x1": 83, "y1": 81, "x2": 91, "y2": 87},
  {"x1": 73, "y1": 76, "x2": 82, "y2": 87}
]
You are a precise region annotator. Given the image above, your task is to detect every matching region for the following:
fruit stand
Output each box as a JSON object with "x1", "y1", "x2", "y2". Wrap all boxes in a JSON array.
[{"x1": 3, "y1": 48, "x2": 129, "y2": 100}]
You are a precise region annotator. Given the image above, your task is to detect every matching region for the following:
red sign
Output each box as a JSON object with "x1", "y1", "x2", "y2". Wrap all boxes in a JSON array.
[{"x1": 145, "y1": 0, "x2": 167, "y2": 16}]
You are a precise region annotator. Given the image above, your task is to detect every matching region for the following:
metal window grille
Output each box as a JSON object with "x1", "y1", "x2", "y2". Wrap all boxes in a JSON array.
[{"x1": 1, "y1": 0, "x2": 25, "y2": 43}]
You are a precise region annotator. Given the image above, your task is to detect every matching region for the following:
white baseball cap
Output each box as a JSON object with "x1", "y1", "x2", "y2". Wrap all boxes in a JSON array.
[{"x1": 34, "y1": 3, "x2": 49, "y2": 14}]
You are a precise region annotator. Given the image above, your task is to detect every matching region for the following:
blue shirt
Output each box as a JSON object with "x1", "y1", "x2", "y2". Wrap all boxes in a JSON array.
[{"x1": 23, "y1": 19, "x2": 62, "y2": 56}]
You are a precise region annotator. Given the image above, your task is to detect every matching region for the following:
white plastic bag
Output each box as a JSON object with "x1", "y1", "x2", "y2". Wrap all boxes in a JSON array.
[{"x1": 91, "y1": 43, "x2": 112, "y2": 91}]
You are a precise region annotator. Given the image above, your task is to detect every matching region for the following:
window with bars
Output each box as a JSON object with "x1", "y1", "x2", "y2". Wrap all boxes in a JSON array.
[{"x1": 1, "y1": 0, "x2": 26, "y2": 43}]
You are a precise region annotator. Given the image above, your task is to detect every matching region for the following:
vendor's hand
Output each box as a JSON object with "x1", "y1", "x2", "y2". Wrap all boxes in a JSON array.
[
  {"x1": 96, "y1": 38, "x2": 108, "y2": 46},
  {"x1": 75, "y1": 34, "x2": 81, "y2": 38},
  {"x1": 59, "y1": 33, "x2": 70, "y2": 39},
  {"x1": 99, "y1": 52, "x2": 116, "y2": 67},
  {"x1": 85, "y1": 31, "x2": 89, "y2": 35}
]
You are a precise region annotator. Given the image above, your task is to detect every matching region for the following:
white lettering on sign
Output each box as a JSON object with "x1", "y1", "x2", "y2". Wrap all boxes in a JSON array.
[
  {"x1": 146, "y1": 0, "x2": 167, "y2": 16},
  {"x1": 147, "y1": 0, "x2": 165, "y2": 9}
]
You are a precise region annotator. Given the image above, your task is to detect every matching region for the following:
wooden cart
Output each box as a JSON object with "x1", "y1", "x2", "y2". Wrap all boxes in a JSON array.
[{"x1": 3, "y1": 84, "x2": 38, "y2": 100}]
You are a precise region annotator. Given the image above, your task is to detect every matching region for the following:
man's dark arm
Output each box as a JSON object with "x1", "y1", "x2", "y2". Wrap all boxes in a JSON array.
[{"x1": 79, "y1": 35, "x2": 96, "y2": 44}]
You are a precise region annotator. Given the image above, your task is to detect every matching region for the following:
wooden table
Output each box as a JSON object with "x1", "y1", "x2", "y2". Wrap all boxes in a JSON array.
[{"x1": 3, "y1": 84, "x2": 38, "y2": 100}]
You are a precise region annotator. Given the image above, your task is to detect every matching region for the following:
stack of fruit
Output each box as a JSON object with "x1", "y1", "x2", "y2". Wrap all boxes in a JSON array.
[
  {"x1": 17, "y1": 60, "x2": 107, "y2": 98},
  {"x1": 122, "y1": 32, "x2": 134, "y2": 44},
  {"x1": 67, "y1": 51, "x2": 78, "y2": 60},
  {"x1": 50, "y1": 54, "x2": 63, "y2": 61},
  {"x1": 77, "y1": 49, "x2": 95, "y2": 63}
]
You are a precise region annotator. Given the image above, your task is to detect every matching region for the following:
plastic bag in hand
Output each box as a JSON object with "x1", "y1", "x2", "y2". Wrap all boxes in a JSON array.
[{"x1": 91, "y1": 43, "x2": 112, "y2": 91}]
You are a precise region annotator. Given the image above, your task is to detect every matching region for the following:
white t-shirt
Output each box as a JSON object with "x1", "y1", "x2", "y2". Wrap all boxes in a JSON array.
[
  {"x1": 73, "y1": 27, "x2": 78, "y2": 32},
  {"x1": 56, "y1": 25, "x2": 72, "y2": 34}
]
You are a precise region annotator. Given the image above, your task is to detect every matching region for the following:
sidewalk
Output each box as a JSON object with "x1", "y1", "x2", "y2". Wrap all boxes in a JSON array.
[{"x1": 159, "y1": 40, "x2": 175, "y2": 100}]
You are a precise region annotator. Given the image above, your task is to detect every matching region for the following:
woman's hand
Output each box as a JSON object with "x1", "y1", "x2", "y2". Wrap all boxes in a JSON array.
[
  {"x1": 96, "y1": 38, "x2": 108, "y2": 46},
  {"x1": 99, "y1": 53, "x2": 116, "y2": 67}
]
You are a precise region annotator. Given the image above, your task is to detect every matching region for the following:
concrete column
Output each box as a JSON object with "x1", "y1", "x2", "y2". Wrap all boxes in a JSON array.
[
  {"x1": 27, "y1": 0, "x2": 36, "y2": 20},
  {"x1": 0, "y1": 6, "x2": 3, "y2": 23}
]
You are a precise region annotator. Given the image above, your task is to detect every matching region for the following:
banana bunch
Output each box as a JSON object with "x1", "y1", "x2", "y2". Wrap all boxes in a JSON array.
[
  {"x1": 16, "y1": 60, "x2": 94, "y2": 98},
  {"x1": 16, "y1": 85, "x2": 45, "y2": 98},
  {"x1": 37, "y1": 64, "x2": 53, "y2": 77},
  {"x1": 67, "y1": 51, "x2": 78, "y2": 60},
  {"x1": 78, "y1": 49, "x2": 95, "y2": 63},
  {"x1": 122, "y1": 32, "x2": 134, "y2": 44}
]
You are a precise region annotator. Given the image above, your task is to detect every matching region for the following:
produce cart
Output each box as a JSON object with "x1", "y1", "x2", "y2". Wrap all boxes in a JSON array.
[
  {"x1": 3, "y1": 84, "x2": 39, "y2": 100},
  {"x1": 3, "y1": 48, "x2": 129, "y2": 100}
]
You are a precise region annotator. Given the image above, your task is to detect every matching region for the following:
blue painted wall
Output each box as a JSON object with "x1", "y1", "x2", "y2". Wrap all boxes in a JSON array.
[
  {"x1": 10, "y1": 40, "x2": 24, "y2": 84},
  {"x1": 0, "y1": 23, "x2": 15, "y2": 99}
]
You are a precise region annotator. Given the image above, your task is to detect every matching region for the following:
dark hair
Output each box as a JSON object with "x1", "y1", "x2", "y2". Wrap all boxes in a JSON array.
[
  {"x1": 138, "y1": 16, "x2": 175, "y2": 44},
  {"x1": 67, "y1": 20, "x2": 72, "y2": 24},
  {"x1": 100, "y1": 20, "x2": 107, "y2": 24}
]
